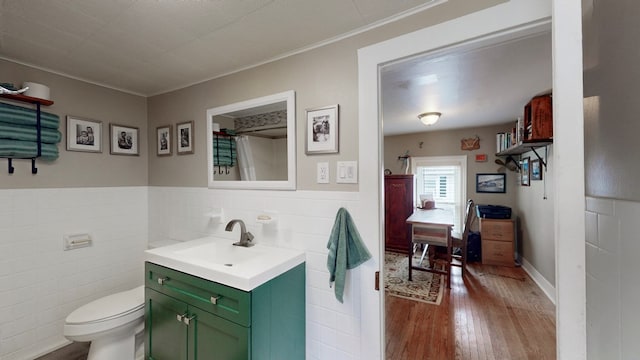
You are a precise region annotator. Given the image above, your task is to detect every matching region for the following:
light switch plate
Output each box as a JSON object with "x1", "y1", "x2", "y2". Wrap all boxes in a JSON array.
[
  {"x1": 336, "y1": 161, "x2": 358, "y2": 183},
  {"x1": 317, "y1": 162, "x2": 329, "y2": 184}
]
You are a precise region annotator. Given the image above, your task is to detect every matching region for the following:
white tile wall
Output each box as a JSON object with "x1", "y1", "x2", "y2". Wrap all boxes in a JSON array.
[
  {"x1": 585, "y1": 196, "x2": 640, "y2": 360},
  {"x1": 0, "y1": 187, "x2": 148, "y2": 360},
  {"x1": 148, "y1": 186, "x2": 366, "y2": 360}
]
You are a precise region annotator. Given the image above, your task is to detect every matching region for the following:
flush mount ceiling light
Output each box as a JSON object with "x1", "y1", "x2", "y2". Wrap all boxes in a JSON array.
[{"x1": 418, "y1": 112, "x2": 441, "y2": 126}]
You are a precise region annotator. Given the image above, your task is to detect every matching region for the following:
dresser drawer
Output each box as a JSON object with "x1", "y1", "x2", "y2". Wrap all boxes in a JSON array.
[
  {"x1": 482, "y1": 240, "x2": 514, "y2": 267},
  {"x1": 480, "y1": 219, "x2": 514, "y2": 242},
  {"x1": 145, "y1": 262, "x2": 251, "y2": 327}
]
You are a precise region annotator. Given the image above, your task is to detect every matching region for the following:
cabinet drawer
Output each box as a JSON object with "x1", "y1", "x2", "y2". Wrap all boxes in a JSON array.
[
  {"x1": 482, "y1": 240, "x2": 514, "y2": 267},
  {"x1": 480, "y1": 219, "x2": 514, "y2": 242},
  {"x1": 145, "y1": 262, "x2": 251, "y2": 327}
]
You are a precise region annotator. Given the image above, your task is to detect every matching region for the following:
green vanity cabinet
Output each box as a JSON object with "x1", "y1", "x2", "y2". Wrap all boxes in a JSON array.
[{"x1": 144, "y1": 261, "x2": 305, "y2": 360}]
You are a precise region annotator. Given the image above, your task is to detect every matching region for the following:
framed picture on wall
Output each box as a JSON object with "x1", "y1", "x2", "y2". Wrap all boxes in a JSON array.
[
  {"x1": 306, "y1": 104, "x2": 339, "y2": 154},
  {"x1": 521, "y1": 157, "x2": 530, "y2": 186},
  {"x1": 110, "y1": 124, "x2": 139, "y2": 156},
  {"x1": 476, "y1": 173, "x2": 506, "y2": 193},
  {"x1": 156, "y1": 125, "x2": 172, "y2": 156},
  {"x1": 66, "y1": 116, "x2": 102, "y2": 152},
  {"x1": 177, "y1": 121, "x2": 194, "y2": 155},
  {"x1": 531, "y1": 158, "x2": 542, "y2": 180}
]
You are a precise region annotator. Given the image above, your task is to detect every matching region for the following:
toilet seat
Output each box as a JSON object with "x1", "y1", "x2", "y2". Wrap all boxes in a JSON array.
[{"x1": 66, "y1": 286, "x2": 145, "y2": 325}]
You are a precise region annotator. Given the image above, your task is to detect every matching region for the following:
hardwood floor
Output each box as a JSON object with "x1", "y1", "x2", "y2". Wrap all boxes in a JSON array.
[
  {"x1": 385, "y1": 263, "x2": 556, "y2": 360},
  {"x1": 34, "y1": 342, "x2": 89, "y2": 360}
]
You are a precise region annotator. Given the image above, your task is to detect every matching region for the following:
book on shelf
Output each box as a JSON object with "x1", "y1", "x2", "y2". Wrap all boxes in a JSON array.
[{"x1": 496, "y1": 117, "x2": 525, "y2": 153}]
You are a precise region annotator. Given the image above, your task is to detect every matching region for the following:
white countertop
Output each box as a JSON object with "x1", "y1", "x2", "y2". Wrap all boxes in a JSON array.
[{"x1": 144, "y1": 236, "x2": 305, "y2": 291}]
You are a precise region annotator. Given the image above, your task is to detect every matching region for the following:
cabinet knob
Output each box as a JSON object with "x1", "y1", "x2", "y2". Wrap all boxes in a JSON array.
[
  {"x1": 176, "y1": 313, "x2": 187, "y2": 322},
  {"x1": 158, "y1": 277, "x2": 169, "y2": 285},
  {"x1": 210, "y1": 295, "x2": 221, "y2": 305},
  {"x1": 183, "y1": 314, "x2": 196, "y2": 325}
]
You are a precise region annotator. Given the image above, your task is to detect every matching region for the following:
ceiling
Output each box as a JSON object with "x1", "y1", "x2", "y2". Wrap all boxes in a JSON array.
[
  {"x1": 0, "y1": 1, "x2": 552, "y2": 135},
  {"x1": 0, "y1": 0, "x2": 441, "y2": 96},
  {"x1": 381, "y1": 32, "x2": 552, "y2": 135}
]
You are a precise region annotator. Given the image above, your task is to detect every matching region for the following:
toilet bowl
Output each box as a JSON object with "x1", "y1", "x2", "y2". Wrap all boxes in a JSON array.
[{"x1": 64, "y1": 285, "x2": 145, "y2": 360}]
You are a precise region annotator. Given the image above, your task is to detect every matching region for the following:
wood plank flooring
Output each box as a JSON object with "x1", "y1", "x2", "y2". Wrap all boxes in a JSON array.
[
  {"x1": 35, "y1": 342, "x2": 89, "y2": 360},
  {"x1": 385, "y1": 263, "x2": 556, "y2": 360}
]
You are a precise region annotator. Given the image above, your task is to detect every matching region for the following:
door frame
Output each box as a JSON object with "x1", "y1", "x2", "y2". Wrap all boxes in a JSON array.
[{"x1": 357, "y1": 0, "x2": 585, "y2": 358}]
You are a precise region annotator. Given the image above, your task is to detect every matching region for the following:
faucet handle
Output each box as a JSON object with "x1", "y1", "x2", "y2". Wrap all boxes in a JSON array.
[{"x1": 246, "y1": 232, "x2": 254, "y2": 242}]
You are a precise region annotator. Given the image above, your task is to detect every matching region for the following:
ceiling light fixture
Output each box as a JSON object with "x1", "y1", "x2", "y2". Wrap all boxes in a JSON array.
[{"x1": 418, "y1": 112, "x2": 441, "y2": 126}]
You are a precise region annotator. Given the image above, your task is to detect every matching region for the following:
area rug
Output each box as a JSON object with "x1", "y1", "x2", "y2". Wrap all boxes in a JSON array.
[{"x1": 384, "y1": 251, "x2": 444, "y2": 305}]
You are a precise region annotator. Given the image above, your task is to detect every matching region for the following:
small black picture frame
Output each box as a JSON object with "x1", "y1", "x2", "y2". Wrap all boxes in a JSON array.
[
  {"x1": 531, "y1": 158, "x2": 542, "y2": 180},
  {"x1": 476, "y1": 173, "x2": 506, "y2": 193}
]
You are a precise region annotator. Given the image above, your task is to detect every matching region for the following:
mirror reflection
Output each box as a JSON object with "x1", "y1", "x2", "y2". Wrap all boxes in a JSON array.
[{"x1": 206, "y1": 91, "x2": 296, "y2": 190}]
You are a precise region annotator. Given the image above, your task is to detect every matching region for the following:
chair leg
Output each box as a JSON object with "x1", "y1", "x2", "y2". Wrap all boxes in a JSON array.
[
  {"x1": 461, "y1": 241, "x2": 467, "y2": 276},
  {"x1": 419, "y1": 244, "x2": 428, "y2": 265},
  {"x1": 446, "y1": 243, "x2": 452, "y2": 289},
  {"x1": 408, "y1": 243, "x2": 413, "y2": 281}
]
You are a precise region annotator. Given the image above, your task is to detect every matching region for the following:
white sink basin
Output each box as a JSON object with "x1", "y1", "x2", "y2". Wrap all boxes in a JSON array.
[
  {"x1": 174, "y1": 242, "x2": 265, "y2": 267},
  {"x1": 144, "y1": 236, "x2": 305, "y2": 291}
]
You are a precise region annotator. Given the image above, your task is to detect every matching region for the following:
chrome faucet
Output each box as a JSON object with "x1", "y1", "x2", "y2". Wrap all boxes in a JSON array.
[{"x1": 225, "y1": 219, "x2": 254, "y2": 247}]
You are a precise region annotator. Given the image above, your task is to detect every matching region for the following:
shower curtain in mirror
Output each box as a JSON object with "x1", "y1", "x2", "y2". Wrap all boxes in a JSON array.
[{"x1": 236, "y1": 135, "x2": 256, "y2": 181}]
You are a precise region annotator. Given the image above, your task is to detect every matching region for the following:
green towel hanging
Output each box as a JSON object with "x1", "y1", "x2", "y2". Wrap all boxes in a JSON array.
[{"x1": 326, "y1": 207, "x2": 372, "y2": 303}]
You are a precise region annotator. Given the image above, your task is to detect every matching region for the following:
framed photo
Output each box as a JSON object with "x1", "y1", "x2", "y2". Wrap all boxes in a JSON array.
[
  {"x1": 531, "y1": 158, "x2": 542, "y2": 180},
  {"x1": 156, "y1": 125, "x2": 172, "y2": 156},
  {"x1": 306, "y1": 104, "x2": 339, "y2": 154},
  {"x1": 476, "y1": 173, "x2": 506, "y2": 193},
  {"x1": 177, "y1": 121, "x2": 194, "y2": 155},
  {"x1": 521, "y1": 157, "x2": 530, "y2": 186},
  {"x1": 66, "y1": 116, "x2": 102, "y2": 152},
  {"x1": 110, "y1": 124, "x2": 139, "y2": 156}
]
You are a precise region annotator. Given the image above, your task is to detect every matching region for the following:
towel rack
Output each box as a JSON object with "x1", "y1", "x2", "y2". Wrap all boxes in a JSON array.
[
  {"x1": 212, "y1": 131, "x2": 236, "y2": 175},
  {"x1": 0, "y1": 93, "x2": 54, "y2": 174}
]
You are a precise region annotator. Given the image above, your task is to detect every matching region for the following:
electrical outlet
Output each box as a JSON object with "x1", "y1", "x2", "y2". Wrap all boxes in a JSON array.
[
  {"x1": 317, "y1": 162, "x2": 329, "y2": 183},
  {"x1": 336, "y1": 161, "x2": 358, "y2": 183}
]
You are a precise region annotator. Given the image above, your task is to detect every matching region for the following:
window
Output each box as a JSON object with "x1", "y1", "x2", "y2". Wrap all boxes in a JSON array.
[{"x1": 411, "y1": 156, "x2": 467, "y2": 232}]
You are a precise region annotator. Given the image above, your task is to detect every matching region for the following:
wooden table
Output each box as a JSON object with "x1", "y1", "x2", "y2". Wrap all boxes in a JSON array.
[{"x1": 406, "y1": 208, "x2": 455, "y2": 288}]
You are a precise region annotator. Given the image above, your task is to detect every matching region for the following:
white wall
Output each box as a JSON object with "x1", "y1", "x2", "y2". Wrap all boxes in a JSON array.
[
  {"x1": 516, "y1": 147, "x2": 555, "y2": 300},
  {"x1": 148, "y1": 187, "x2": 366, "y2": 359},
  {"x1": 585, "y1": 197, "x2": 640, "y2": 359},
  {"x1": 0, "y1": 187, "x2": 147, "y2": 360}
]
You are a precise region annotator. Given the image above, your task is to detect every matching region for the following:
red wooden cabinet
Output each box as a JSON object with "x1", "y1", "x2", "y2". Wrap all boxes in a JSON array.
[{"x1": 385, "y1": 174, "x2": 414, "y2": 253}]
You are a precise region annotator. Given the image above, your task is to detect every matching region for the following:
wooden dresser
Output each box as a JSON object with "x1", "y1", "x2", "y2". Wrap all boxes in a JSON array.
[
  {"x1": 384, "y1": 174, "x2": 414, "y2": 253},
  {"x1": 480, "y1": 218, "x2": 515, "y2": 267}
]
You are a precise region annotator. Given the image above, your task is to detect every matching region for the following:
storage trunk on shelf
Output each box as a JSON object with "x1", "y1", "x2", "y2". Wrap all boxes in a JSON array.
[{"x1": 524, "y1": 94, "x2": 552, "y2": 141}]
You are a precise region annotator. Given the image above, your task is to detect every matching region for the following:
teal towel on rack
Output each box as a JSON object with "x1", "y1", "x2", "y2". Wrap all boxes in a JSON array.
[
  {"x1": 213, "y1": 156, "x2": 235, "y2": 166},
  {"x1": 0, "y1": 122, "x2": 61, "y2": 144},
  {"x1": 0, "y1": 102, "x2": 59, "y2": 121},
  {"x1": 0, "y1": 140, "x2": 58, "y2": 160},
  {"x1": 326, "y1": 207, "x2": 372, "y2": 303},
  {"x1": 212, "y1": 148, "x2": 234, "y2": 156},
  {"x1": 213, "y1": 141, "x2": 236, "y2": 150},
  {"x1": 0, "y1": 103, "x2": 59, "y2": 129}
]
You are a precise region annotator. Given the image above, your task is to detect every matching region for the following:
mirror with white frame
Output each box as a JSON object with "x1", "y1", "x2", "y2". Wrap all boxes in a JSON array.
[{"x1": 206, "y1": 90, "x2": 296, "y2": 190}]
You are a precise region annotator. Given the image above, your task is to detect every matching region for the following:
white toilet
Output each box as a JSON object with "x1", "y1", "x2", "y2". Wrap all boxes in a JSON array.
[{"x1": 64, "y1": 285, "x2": 145, "y2": 360}]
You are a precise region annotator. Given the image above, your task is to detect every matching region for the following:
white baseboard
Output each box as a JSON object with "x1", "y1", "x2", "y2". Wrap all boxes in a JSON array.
[{"x1": 521, "y1": 257, "x2": 556, "y2": 304}]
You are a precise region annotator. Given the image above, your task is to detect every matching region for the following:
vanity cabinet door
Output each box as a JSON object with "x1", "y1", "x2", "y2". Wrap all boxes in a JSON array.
[
  {"x1": 146, "y1": 262, "x2": 251, "y2": 326},
  {"x1": 146, "y1": 289, "x2": 189, "y2": 360},
  {"x1": 188, "y1": 305, "x2": 249, "y2": 360}
]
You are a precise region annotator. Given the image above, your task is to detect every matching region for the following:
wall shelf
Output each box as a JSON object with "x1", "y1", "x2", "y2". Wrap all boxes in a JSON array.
[
  {"x1": 495, "y1": 139, "x2": 552, "y2": 156},
  {"x1": 0, "y1": 93, "x2": 54, "y2": 174},
  {"x1": 496, "y1": 139, "x2": 552, "y2": 169},
  {"x1": 0, "y1": 93, "x2": 54, "y2": 106}
]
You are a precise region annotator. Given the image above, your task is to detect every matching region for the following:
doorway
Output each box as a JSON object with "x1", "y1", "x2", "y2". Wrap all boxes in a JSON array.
[
  {"x1": 356, "y1": 1, "x2": 586, "y2": 358},
  {"x1": 380, "y1": 31, "x2": 552, "y2": 356}
]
